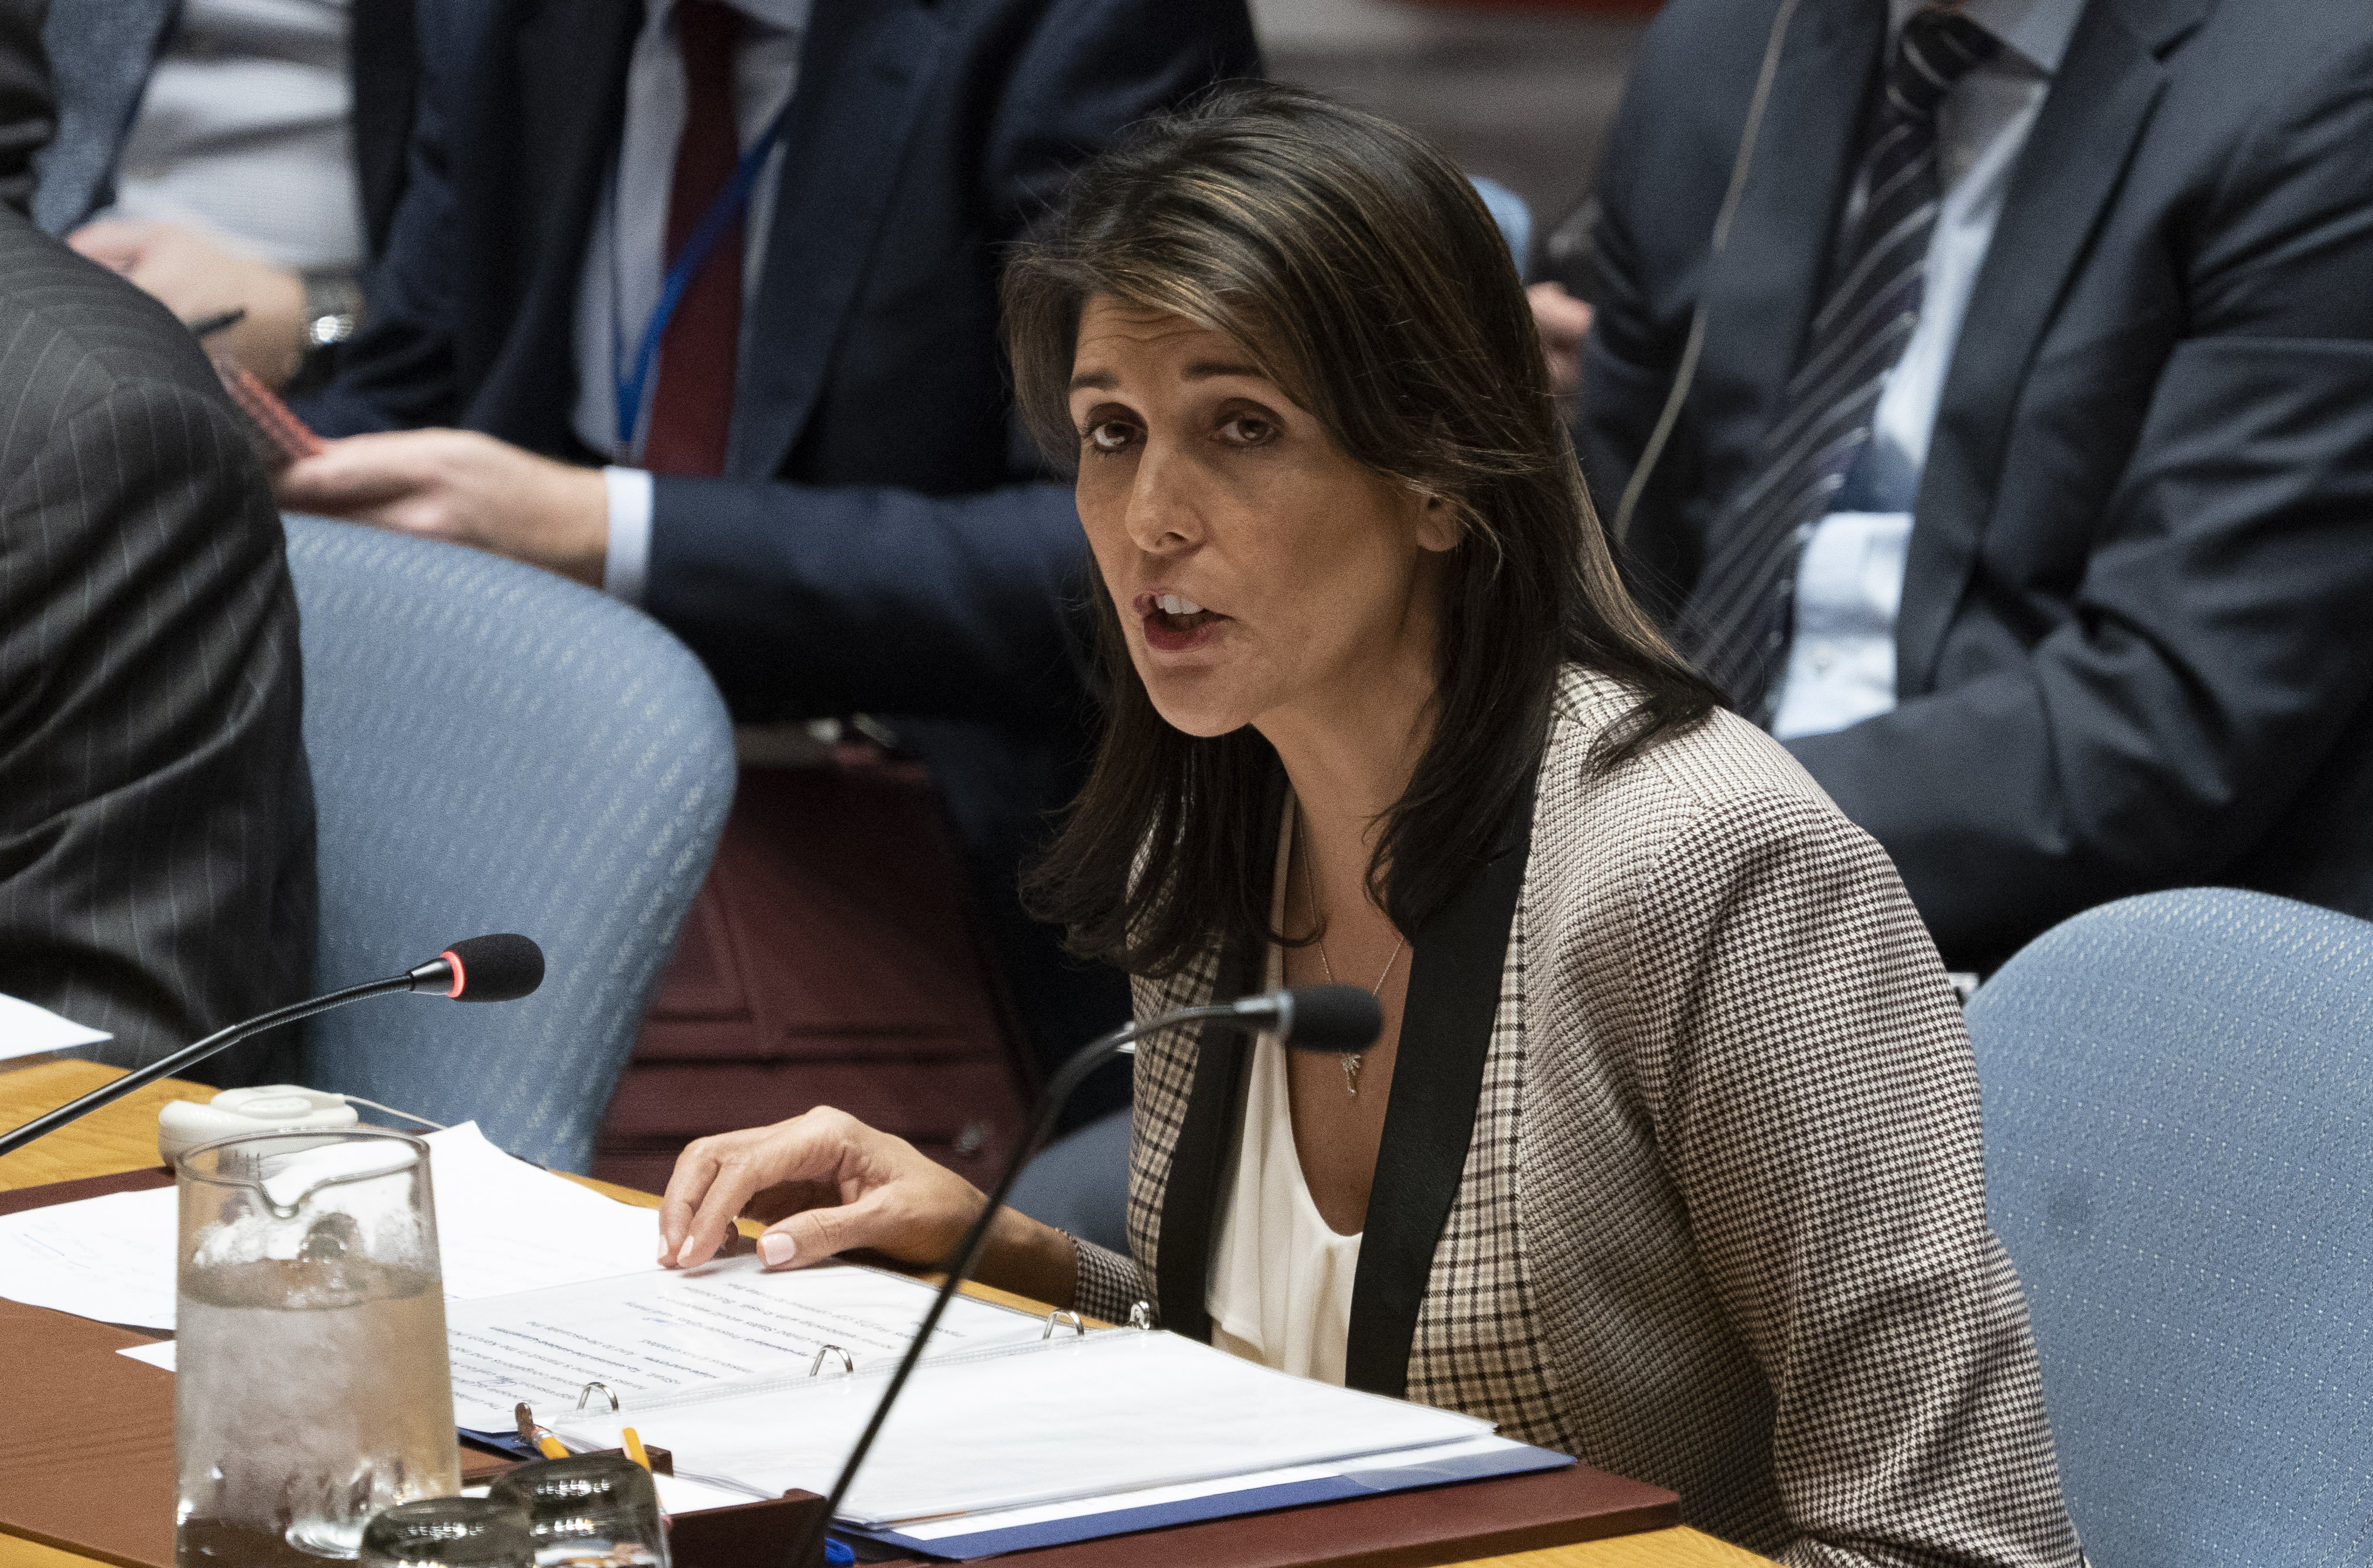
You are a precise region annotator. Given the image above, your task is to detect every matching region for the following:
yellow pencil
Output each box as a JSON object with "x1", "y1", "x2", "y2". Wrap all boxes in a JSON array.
[
  {"x1": 537, "y1": 1434, "x2": 569, "y2": 1460},
  {"x1": 622, "y1": 1427, "x2": 653, "y2": 1472}
]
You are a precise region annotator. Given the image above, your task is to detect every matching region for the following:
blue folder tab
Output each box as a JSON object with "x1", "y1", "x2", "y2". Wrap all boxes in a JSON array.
[
  {"x1": 838, "y1": 1439, "x2": 1574, "y2": 1562},
  {"x1": 459, "y1": 1425, "x2": 543, "y2": 1459}
]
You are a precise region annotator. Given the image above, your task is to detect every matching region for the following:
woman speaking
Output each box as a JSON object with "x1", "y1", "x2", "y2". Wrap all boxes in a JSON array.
[{"x1": 656, "y1": 86, "x2": 2082, "y2": 1568}]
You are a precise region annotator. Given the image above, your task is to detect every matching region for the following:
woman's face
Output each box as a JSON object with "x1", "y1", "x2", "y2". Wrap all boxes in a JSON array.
[{"x1": 1066, "y1": 296, "x2": 1458, "y2": 741}]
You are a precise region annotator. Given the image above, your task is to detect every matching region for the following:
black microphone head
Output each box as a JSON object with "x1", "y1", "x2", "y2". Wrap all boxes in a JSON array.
[
  {"x1": 442, "y1": 935, "x2": 544, "y2": 1003},
  {"x1": 1279, "y1": 985, "x2": 1383, "y2": 1054}
]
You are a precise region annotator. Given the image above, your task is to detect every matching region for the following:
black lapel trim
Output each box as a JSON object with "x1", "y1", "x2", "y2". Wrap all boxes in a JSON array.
[
  {"x1": 1151, "y1": 923, "x2": 1258, "y2": 1343},
  {"x1": 1342, "y1": 767, "x2": 1540, "y2": 1397},
  {"x1": 1154, "y1": 772, "x2": 1286, "y2": 1342},
  {"x1": 1897, "y1": 1, "x2": 2171, "y2": 694}
]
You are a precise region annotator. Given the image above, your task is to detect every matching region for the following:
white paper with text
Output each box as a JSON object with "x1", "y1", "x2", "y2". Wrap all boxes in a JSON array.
[{"x1": 443, "y1": 1256, "x2": 1047, "y2": 1430}]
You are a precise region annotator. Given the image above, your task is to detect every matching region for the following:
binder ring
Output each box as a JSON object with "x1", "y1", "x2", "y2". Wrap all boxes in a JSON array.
[
  {"x1": 810, "y1": 1344, "x2": 855, "y2": 1377},
  {"x1": 577, "y1": 1381, "x2": 619, "y2": 1412},
  {"x1": 1042, "y1": 1309, "x2": 1086, "y2": 1340},
  {"x1": 1128, "y1": 1301, "x2": 1156, "y2": 1331}
]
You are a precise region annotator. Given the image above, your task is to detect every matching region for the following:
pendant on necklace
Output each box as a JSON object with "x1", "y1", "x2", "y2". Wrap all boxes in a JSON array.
[{"x1": 1341, "y1": 1051, "x2": 1363, "y2": 1097}]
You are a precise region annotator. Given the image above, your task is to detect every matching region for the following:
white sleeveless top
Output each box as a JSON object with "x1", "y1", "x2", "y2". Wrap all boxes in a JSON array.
[{"x1": 1205, "y1": 805, "x2": 1363, "y2": 1384}]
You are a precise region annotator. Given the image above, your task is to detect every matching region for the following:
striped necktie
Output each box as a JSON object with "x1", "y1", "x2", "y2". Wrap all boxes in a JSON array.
[{"x1": 1676, "y1": 5, "x2": 1999, "y2": 719}]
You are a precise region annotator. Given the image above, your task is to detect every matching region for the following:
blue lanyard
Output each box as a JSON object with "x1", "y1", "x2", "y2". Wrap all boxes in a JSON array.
[{"x1": 613, "y1": 97, "x2": 796, "y2": 459}]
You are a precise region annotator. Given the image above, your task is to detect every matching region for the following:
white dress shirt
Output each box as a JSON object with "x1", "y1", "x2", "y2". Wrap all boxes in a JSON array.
[
  {"x1": 571, "y1": 0, "x2": 812, "y2": 604},
  {"x1": 1767, "y1": 0, "x2": 2084, "y2": 741},
  {"x1": 1208, "y1": 809, "x2": 1362, "y2": 1386},
  {"x1": 100, "y1": 0, "x2": 364, "y2": 275}
]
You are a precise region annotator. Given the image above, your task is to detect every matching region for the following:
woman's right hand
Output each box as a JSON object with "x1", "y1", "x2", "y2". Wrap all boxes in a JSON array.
[{"x1": 656, "y1": 1107, "x2": 1079, "y2": 1306}]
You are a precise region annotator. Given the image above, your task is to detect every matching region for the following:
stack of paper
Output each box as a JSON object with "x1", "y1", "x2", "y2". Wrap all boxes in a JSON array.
[
  {"x1": 867, "y1": 1433, "x2": 1571, "y2": 1560},
  {"x1": 0, "y1": 1122, "x2": 659, "y2": 1332},
  {"x1": 551, "y1": 1330, "x2": 1514, "y2": 1529},
  {"x1": 0, "y1": 991, "x2": 108, "y2": 1063}
]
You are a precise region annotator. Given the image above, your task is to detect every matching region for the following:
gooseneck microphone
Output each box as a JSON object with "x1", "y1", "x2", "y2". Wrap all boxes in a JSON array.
[
  {"x1": 407, "y1": 933, "x2": 545, "y2": 1003},
  {"x1": 787, "y1": 983, "x2": 1385, "y2": 1568},
  {"x1": 0, "y1": 934, "x2": 547, "y2": 1158}
]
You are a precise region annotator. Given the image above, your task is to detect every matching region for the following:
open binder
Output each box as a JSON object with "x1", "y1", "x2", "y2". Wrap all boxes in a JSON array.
[
  {"x1": 0, "y1": 1167, "x2": 1682, "y2": 1568},
  {"x1": 551, "y1": 1327, "x2": 1571, "y2": 1556}
]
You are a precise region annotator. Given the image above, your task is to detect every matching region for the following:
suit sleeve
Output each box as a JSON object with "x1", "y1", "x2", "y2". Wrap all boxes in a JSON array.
[
  {"x1": 1625, "y1": 792, "x2": 2080, "y2": 1568},
  {"x1": 1788, "y1": 40, "x2": 2373, "y2": 957},
  {"x1": 1070, "y1": 1236, "x2": 1149, "y2": 1322},
  {"x1": 642, "y1": 476, "x2": 1093, "y2": 726},
  {"x1": 638, "y1": 1, "x2": 1260, "y2": 727},
  {"x1": 0, "y1": 374, "x2": 315, "y2": 1078}
]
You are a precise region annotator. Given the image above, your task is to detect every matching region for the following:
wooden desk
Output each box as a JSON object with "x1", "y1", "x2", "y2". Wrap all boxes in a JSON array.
[{"x1": 0, "y1": 1062, "x2": 1774, "y2": 1568}]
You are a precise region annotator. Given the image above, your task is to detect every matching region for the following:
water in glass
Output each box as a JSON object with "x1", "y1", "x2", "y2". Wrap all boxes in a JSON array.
[{"x1": 175, "y1": 1130, "x2": 462, "y2": 1563}]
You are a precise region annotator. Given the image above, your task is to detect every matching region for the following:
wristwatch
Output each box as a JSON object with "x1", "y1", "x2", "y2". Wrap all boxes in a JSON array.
[{"x1": 290, "y1": 272, "x2": 365, "y2": 394}]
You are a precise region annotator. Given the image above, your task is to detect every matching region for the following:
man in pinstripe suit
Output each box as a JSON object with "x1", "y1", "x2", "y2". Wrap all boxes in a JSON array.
[{"x1": 0, "y1": 0, "x2": 315, "y2": 1078}]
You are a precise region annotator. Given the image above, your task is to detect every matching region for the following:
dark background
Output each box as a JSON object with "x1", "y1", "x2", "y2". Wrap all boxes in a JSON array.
[{"x1": 1255, "y1": 0, "x2": 1653, "y2": 257}]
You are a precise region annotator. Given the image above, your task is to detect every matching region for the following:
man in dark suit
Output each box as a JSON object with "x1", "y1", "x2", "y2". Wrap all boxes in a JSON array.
[
  {"x1": 1580, "y1": 0, "x2": 2373, "y2": 969},
  {"x1": 0, "y1": 0, "x2": 316, "y2": 1076},
  {"x1": 277, "y1": 0, "x2": 1259, "y2": 1075}
]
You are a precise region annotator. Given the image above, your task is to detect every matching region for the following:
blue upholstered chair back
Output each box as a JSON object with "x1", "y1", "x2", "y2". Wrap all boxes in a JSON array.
[
  {"x1": 282, "y1": 516, "x2": 735, "y2": 1171},
  {"x1": 1965, "y1": 889, "x2": 2373, "y2": 1566}
]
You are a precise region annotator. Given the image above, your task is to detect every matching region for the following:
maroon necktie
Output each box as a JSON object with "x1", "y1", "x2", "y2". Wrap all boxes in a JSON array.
[{"x1": 643, "y1": 0, "x2": 744, "y2": 477}]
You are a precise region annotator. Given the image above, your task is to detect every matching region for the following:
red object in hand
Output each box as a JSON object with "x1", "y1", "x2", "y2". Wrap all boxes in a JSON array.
[{"x1": 211, "y1": 357, "x2": 324, "y2": 471}]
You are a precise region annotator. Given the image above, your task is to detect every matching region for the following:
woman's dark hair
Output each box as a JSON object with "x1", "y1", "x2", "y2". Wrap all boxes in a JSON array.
[{"x1": 1007, "y1": 83, "x2": 1717, "y2": 977}]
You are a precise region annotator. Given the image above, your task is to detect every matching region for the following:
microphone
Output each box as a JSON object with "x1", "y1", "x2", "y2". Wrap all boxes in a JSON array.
[
  {"x1": 0, "y1": 934, "x2": 547, "y2": 1158},
  {"x1": 1223, "y1": 984, "x2": 1385, "y2": 1054},
  {"x1": 787, "y1": 984, "x2": 1385, "y2": 1567},
  {"x1": 407, "y1": 933, "x2": 546, "y2": 1003}
]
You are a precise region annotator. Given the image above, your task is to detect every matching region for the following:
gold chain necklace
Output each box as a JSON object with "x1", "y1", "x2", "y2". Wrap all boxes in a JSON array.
[{"x1": 1298, "y1": 822, "x2": 1405, "y2": 1097}]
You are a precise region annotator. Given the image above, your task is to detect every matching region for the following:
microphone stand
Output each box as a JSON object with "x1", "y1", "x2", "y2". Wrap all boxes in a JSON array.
[
  {"x1": 786, "y1": 990, "x2": 1364, "y2": 1567},
  {"x1": 0, "y1": 974, "x2": 417, "y2": 1160}
]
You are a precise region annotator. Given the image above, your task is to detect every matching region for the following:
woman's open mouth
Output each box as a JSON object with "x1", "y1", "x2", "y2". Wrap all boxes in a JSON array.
[{"x1": 1135, "y1": 591, "x2": 1228, "y2": 652}]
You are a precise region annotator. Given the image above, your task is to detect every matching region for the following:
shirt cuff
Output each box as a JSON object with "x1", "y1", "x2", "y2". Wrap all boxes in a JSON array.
[
  {"x1": 1069, "y1": 1233, "x2": 1151, "y2": 1326},
  {"x1": 601, "y1": 466, "x2": 655, "y2": 605}
]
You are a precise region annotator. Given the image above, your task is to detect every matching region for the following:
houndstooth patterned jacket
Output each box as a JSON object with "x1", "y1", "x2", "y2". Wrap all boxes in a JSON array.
[{"x1": 1071, "y1": 668, "x2": 2085, "y2": 1568}]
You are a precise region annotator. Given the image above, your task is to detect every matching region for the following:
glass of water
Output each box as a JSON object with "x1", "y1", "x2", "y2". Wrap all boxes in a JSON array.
[
  {"x1": 173, "y1": 1129, "x2": 461, "y2": 1564},
  {"x1": 359, "y1": 1498, "x2": 535, "y2": 1566},
  {"x1": 487, "y1": 1454, "x2": 671, "y2": 1567}
]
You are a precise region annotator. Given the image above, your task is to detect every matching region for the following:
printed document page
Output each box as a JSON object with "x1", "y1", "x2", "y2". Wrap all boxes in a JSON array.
[
  {"x1": 0, "y1": 1122, "x2": 659, "y2": 1331},
  {"x1": 554, "y1": 1330, "x2": 1494, "y2": 1526},
  {"x1": 443, "y1": 1256, "x2": 1049, "y2": 1430}
]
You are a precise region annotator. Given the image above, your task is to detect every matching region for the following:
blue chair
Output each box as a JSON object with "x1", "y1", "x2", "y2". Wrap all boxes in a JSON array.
[
  {"x1": 1009, "y1": 1106, "x2": 1132, "y2": 1254},
  {"x1": 1469, "y1": 175, "x2": 1533, "y2": 274},
  {"x1": 284, "y1": 516, "x2": 735, "y2": 1171},
  {"x1": 1965, "y1": 889, "x2": 2373, "y2": 1566}
]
